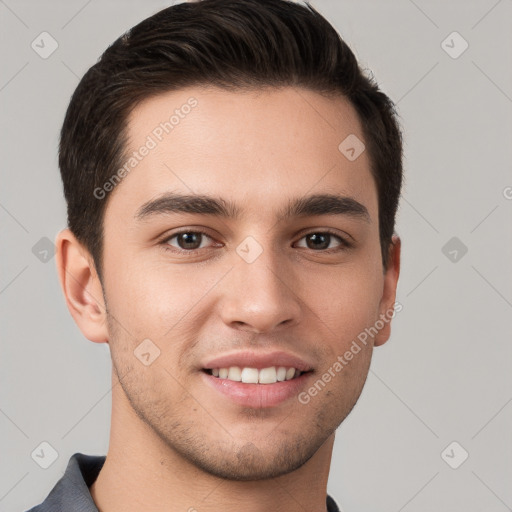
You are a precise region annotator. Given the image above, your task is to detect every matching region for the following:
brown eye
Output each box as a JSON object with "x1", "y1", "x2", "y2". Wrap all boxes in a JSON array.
[
  {"x1": 164, "y1": 231, "x2": 214, "y2": 252},
  {"x1": 295, "y1": 231, "x2": 350, "y2": 251},
  {"x1": 305, "y1": 233, "x2": 330, "y2": 250}
]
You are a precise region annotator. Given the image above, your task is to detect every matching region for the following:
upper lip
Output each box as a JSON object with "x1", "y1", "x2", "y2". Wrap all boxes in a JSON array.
[{"x1": 202, "y1": 351, "x2": 314, "y2": 372}]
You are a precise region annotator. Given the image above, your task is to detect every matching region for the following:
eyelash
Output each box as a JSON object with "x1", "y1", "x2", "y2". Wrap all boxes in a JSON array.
[{"x1": 160, "y1": 229, "x2": 352, "y2": 256}]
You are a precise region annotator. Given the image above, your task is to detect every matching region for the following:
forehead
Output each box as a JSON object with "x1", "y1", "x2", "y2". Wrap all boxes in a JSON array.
[{"x1": 106, "y1": 86, "x2": 377, "y2": 223}]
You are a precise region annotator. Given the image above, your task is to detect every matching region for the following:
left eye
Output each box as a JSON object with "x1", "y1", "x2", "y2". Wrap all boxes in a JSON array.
[
  {"x1": 295, "y1": 232, "x2": 348, "y2": 251},
  {"x1": 165, "y1": 231, "x2": 214, "y2": 251}
]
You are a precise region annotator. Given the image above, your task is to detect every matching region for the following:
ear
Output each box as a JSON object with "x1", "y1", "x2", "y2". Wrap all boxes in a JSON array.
[
  {"x1": 374, "y1": 234, "x2": 401, "y2": 347},
  {"x1": 55, "y1": 228, "x2": 109, "y2": 343}
]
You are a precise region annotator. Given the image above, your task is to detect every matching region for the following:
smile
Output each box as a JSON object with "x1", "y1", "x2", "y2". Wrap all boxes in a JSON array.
[{"x1": 205, "y1": 366, "x2": 305, "y2": 384}]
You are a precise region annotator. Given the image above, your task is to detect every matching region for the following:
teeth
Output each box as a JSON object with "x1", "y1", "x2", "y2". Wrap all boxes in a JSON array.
[
  {"x1": 276, "y1": 366, "x2": 287, "y2": 381},
  {"x1": 209, "y1": 366, "x2": 302, "y2": 384},
  {"x1": 228, "y1": 366, "x2": 242, "y2": 381},
  {"x1": 285, "y1": 367, "x2": 296, "y2": 380},
  {"x1": 241, "y1": 367, "x2": 259, "y2": 384},
  {"x1": 259, "y1": 367, "x2": 277, "y2": 384}
]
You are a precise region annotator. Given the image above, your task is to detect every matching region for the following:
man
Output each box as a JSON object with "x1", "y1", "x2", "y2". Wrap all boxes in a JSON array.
[{"x1": 27, "y1": 0, "x2": 402, "y2": 510}]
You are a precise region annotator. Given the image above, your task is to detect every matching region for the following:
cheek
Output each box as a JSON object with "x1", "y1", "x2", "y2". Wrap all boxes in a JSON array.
[
  {"x1": 303, "y1": 261, "x2": 384, "y2": 345},
  {"x1": 104, "y1": 256, "x2": 228, "y2": 341}
]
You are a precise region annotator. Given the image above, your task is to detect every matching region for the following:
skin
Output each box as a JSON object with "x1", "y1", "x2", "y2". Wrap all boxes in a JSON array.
[{"x1": 56, "y1": 86, "x2": 400, "y2": 512}]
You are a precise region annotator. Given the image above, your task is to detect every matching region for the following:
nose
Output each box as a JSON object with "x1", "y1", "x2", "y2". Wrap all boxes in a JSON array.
[{"x1": 219, "y1": 244, "x2": 302, "y2": 334}]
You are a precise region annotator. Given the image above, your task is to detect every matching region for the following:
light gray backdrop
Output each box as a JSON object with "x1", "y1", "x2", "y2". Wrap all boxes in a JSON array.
[{"x1": 1, "y1": 1, "x2": 511, "y2": 511}]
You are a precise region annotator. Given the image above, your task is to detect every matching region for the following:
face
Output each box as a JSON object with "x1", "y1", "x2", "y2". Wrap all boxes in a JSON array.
[{"x1": 98, "y1": 86, "x2": 399, "y2": 480}]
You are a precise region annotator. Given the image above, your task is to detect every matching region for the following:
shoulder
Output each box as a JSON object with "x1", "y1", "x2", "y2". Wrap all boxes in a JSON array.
[{"x1": 24, "y1": 453, "x2": 106, "y2": 512}]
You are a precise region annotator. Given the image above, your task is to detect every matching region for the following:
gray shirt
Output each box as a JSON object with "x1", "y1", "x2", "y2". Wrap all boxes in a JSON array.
[{"x1": 26, "y1": 452, "x2": 341, "y2": 511}]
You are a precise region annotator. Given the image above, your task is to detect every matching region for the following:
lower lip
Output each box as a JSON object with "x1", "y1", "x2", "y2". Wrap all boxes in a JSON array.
[{"x1": 201, "y1": 371, "x2": 312, "y2": 408}]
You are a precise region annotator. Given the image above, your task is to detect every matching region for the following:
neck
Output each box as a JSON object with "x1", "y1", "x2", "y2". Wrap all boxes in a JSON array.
[{"x1": 90, "y1": 372, "x2": 335, "y2": 512}]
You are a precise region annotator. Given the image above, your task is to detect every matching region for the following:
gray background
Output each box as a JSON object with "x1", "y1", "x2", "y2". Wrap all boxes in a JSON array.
[{"x1": 1, "y1": 0, "x2": 511, "y2": 511}]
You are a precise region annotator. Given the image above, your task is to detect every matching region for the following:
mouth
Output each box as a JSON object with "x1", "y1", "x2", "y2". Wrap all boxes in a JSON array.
[
  {"x1": 200, "y1": 351, "x2": 315, "y2": 408},
  {"x1": 201, "y1": 367, "x2": 314, "y2": 408}
]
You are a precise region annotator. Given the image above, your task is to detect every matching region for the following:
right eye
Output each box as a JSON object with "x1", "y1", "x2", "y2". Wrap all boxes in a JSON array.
[{"x1": 161, "y1": 230, "x2": 220, "y2": 255}]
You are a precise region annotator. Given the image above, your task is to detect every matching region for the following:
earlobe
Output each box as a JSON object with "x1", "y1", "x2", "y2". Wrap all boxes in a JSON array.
[
  {"x1": 374, "y1": 234, "x2": 401, "y2": 347},
  {"x1": 55, "y1": 228, "x2": 109, "y2": 344}
]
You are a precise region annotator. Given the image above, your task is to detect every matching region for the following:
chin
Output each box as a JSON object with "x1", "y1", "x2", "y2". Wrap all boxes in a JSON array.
[{"x1": 166, "y1": 429, "x2": 328, "y2": 481}]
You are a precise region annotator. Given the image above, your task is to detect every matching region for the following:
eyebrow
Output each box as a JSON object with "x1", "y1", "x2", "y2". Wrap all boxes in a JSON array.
[{"x1": 135, "y1": 192, "x2": 371, "y2": 223}]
